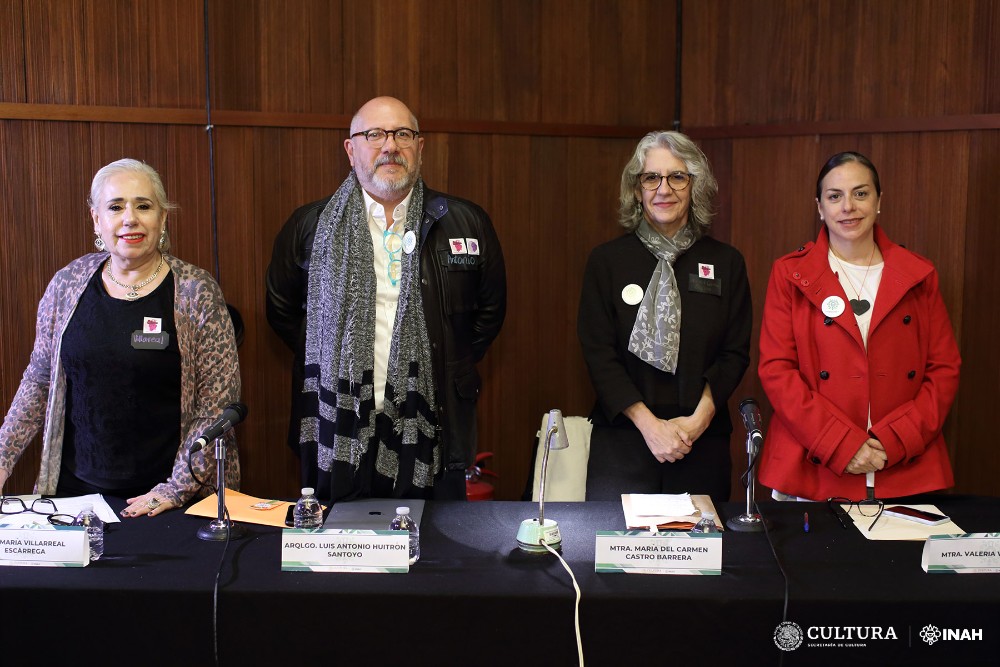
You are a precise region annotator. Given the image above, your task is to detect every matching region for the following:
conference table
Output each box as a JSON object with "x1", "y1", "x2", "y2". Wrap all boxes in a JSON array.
[{"x1": 2, "y1": 496, "x2": 998, "y2": 666}]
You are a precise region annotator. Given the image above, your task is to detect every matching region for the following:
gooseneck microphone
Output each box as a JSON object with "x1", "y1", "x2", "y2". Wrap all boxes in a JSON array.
[
  {"x1": 739, "y1": 398, "x2": 764, "y2": 449},
  {"x1": 190, "y1": 402, "x2": 248, "y2": 453},
  {"x1": 728, "y1": 398, "x2": 767, "y2": 532}
]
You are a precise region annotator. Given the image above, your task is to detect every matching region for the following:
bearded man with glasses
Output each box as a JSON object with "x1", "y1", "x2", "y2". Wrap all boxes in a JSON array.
[{"x1": 267, "y1": 97, "x2": 507, "y2": 503}]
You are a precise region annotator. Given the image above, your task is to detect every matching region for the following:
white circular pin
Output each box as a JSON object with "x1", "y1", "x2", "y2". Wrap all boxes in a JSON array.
[
  {"x1": 822, "y1": 296, "x2": 846, "y2": 318},
  {"x1": 622, "y1": 284, "x2": 644, "y2": 306},
  {"x1": 402, "y1": 230, "x2": 417, "y2": 254}
]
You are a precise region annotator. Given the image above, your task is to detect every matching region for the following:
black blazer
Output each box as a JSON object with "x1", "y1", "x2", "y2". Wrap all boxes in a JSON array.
[{"x1": 578, "y1": 232, "x2": 752, "y2": 436}]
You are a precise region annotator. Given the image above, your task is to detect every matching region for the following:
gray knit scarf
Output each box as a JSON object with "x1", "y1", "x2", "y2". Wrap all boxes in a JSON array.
[
  {"x1": 300, "y1": 172, "x2": 439, "y2": 495},
  {"x1": 628, "y1": 220, "x2": 696, "y2": 373}
]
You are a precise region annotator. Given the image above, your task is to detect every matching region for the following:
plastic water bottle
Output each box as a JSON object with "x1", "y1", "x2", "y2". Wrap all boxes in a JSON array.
[
  {"x1": 691, "y1": 511, "x2": 720, "y2": 533},
  {"x1": 390, "y1": 506, "x2": 420, "y2": 565},
  {"x1": 293, "y1": 487, "x2": 323, "y2": 529},
  {"x1": 72, "y1": 503, "x2": 105, "y2": 561}
]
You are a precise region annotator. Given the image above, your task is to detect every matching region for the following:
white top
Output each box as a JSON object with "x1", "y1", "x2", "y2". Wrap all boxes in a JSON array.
[
  {"x1": 363, "y1": 189, "x2": 414, "y2": 411},
  {"x1": 828, "y1": 251, "x2": 884, "y2": 347}
]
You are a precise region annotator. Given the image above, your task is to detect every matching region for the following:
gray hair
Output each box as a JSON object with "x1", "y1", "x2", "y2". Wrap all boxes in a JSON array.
[
  {"x1": 88, "y1": 158, "x2": 177, "y2": 213},
  {"x1": 88, "y1": 158, "x2": 176, "y2": 252},
  {"x1": 618, "y1": 131, "x2": 718, "y2": 238}
]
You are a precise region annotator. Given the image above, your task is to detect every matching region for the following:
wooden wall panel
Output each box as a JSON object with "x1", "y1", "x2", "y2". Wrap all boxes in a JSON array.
[
  {"x1": 22, "y1": 0, "x2": 204, "y2": 107},
  {"x1": 955, "y1": 130, "x2": 1000, "y2": 495},
  {"x1": 685, "y1": 0, "x2": 997, "y2": 127},
  {"x1": 0, "y1": 2, "x2": 26, "y2": 102}
]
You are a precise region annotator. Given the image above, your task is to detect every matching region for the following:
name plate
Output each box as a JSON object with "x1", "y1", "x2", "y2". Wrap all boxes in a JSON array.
[
  {"x1": 595, "y1": 531, "x2": 722, "y2": 575},
  {"x1": 922, "y1": 533, "x2": 1000, "y2": 573},
  {"x1": 0, "y1": 526, "x2": 89, "y2": 567},
  {"x1": 281, "y1": 529, "x2": 410, "y2": 573}
]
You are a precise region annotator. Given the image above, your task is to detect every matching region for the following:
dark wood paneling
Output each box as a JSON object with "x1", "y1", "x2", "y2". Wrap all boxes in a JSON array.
[
  {"x1": 22, "y1": 0, "x2": 204, "y2": 107},
  {"x1": 685, "y1": 0, "x2": 997, "y2": 127},
  {"x1": 0, "y1": 1, "x2": 25, "y2": 102},
  {"x1": 956, "y1": 130, "x2": 1000, "y2": 495}
]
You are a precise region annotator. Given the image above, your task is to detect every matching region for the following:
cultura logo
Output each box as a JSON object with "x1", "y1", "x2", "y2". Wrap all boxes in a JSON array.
[
  {"x1": 920, "y1": 625, "x2": 942, "y2": 645},
  {"x1": 773, "y1": 622, "x2": 804, "y2": 651}
]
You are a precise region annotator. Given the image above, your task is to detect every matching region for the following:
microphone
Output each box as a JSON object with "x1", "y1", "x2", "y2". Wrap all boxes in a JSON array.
[
  {"x1": 739, "y1": 398, "x2": 764, "y2": 448},
  {"x1": 190, "y1": 403, "x2": 248, "y2": 453}
]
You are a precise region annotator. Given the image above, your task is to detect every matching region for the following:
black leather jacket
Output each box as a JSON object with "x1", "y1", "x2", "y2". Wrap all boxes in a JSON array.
[{"x1": 266, "y1": 183, "x2": 506, "y2": 473}]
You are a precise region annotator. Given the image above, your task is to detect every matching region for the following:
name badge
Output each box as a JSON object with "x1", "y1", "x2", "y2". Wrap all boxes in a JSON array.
[
  {"x1": 922, "y1": 533, "x2": 1000, "y2": 573},
  {"x1": 0, "y1": 526, "x2": 89, "y2": 567},
  {"x1": 595, "y1": 531, "x2": 722, "y2": 575},
  {"x1": 281, "y1": 529, "x2": 410, "y2": 573},
  {"x1": 438, "y1": 249, "x2": 480, "y2": 271},
  {"x1": 132, "y1": 331, "x2": 170, "y2": 350},
  {"x1": 688, "y1": 275, "x2": 722, "y2": 296}
]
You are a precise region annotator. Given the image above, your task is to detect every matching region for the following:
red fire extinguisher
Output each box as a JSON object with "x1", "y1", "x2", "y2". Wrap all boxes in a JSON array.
[{"x1": 465, "y1": 452, "x2": 498, "y2": 501}]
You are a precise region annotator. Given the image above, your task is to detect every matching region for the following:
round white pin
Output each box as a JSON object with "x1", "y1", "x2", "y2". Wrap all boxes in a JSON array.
[
  {"x1": 822, "y1": 296, "x2": 846, "y2": 318},
  {"x1": 402, "y1": 230, "x2": 417, "y2": 254},
  {"x1": 622, "y1": 284, "x2": 643, "y2": 306}
]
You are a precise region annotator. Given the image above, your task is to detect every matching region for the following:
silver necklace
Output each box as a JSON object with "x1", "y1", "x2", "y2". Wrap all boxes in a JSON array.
[
  {"x1": 105, "y1": 254, "x2": 164, "y2": 300},
  {"x1": 830, "y1": 244, "x2": 876, "y2": 316}
]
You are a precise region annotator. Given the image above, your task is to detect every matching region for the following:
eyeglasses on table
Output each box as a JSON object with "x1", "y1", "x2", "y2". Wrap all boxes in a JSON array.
[
  {"x1": 0, "y1": 496, "x2": 77, "y2": 526},
  {"x1": 828, "y1": 496, "x2": 885, "y2": 532}
]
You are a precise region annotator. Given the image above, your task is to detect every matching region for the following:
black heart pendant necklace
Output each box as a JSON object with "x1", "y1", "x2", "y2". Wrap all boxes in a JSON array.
[{"x1": 832, "y1": 243, "x2": 877, "y2": 317}]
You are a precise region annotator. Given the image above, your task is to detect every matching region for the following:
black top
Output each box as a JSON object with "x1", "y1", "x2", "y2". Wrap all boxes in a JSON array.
[
  {"x1": 59, "y1": 268, "x2": 181, "y2": 493},
  {"x1": 578, "y1": 233, "x2": 752, "y2": 435}
]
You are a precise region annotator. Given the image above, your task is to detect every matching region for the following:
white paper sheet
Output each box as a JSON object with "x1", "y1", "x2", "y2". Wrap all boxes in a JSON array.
[{"x1": 0, "y1": 493, "x2": 120, "y2": 528}]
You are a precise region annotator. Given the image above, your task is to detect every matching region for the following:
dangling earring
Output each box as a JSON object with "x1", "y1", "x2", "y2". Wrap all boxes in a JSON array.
[
  {"x1": 94, "y1": 235, "x2": 106, "y2": 251},
  {"x1": 158, "y1": 228, "x2": 167, "y2": 251}
]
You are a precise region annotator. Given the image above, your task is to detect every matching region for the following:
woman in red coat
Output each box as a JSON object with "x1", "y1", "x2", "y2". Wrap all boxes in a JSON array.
[{"x1": 758, "y1": 152, "x2": 960, "y2": 502}]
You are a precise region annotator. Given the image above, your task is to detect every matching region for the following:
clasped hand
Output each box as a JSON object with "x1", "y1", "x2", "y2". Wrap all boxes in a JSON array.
[
  {"x1": 845, "y1": 438, "x2": 887, "y2": 475},
  {"x1": 643, "y1": 416, "x2": 705, "y2": 463}
]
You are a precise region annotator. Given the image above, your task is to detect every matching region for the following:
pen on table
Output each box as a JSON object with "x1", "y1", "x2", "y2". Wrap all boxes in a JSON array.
[{"x1": 803, "y1": 511, "x2": 810, "y2": 533}]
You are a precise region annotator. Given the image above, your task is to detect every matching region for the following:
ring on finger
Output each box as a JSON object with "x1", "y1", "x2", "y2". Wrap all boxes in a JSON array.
[{"x1": 147, "y1": 497, "x2": 161, "y2": 510}]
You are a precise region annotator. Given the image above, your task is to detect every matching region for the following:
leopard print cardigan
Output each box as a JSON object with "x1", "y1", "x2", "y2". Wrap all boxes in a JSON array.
[{"x1": 0, "y1": 252, "x2": 241, "y2": 505}]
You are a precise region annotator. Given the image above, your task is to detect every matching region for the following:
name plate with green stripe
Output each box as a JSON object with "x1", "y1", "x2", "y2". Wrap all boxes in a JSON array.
[
  {"x1": 0, "y1": 526, "x2": 89, "y2": 567},
  {"x1": 922, "y1": 533, "x2": 1000, "y2": 573},
  {"x1": 595, "y1": 531, "x2": 721, "y2": 575}
]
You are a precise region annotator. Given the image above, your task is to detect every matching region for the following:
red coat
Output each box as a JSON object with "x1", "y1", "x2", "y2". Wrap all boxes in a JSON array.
[{"x1": 758, "y1": 226, "x2": 960, "y2": 500}]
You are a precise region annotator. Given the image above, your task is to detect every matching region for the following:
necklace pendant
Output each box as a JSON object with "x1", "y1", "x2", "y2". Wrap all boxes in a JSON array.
[
  {"x1": 850, "y1": 298, "x2": 871, "y2": 316},
  {"x1": 126, "y1": 289, "x2": 140, "y2": 300}
]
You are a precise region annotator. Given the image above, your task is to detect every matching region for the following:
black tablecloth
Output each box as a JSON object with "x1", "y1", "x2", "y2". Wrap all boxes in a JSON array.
[{"x1": 2, "y1": 497, "x2": 998, "y2": 666}]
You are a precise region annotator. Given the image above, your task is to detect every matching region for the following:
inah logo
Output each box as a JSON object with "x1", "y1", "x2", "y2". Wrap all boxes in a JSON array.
[
  {"x1": 920, "y1": 625, "x2": 942, "y2": 645},
  {"x1": 774, "y1": 621, "x2": 804, "y2": 651}
]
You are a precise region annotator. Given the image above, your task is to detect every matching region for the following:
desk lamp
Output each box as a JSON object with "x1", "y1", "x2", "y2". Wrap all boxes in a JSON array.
[{"x1": 517, "y1": 409, "x2": 570, "y2": 553}]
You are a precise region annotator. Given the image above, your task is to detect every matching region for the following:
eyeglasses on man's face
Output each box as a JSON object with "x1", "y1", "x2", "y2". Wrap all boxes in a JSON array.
[
  {"x1": 638, "y1": 171, "x2": 693, "y2": 192},
  {"x1": 350, "y1": 128, "x2": 420, "y2": 149},
  {"x1": 0, "y1": 496, "x2": 76, "y2": 526}
]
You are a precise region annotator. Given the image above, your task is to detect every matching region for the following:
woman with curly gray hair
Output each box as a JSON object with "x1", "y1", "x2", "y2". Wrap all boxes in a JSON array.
[{"x1": 578, "y1": 131, "x2": 752, "y2": 501}]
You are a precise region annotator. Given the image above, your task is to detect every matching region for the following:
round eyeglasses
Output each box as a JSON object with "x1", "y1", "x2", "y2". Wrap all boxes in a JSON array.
[
  {"x1": 638, "y1": 171, "x2": 693, "y2": 192},
  {"x1": 350, "y1": 128, "x2": 420, "y2": 149},
  {"x1": 383, "y1": 229, "x2": 403, "y2": 286}
]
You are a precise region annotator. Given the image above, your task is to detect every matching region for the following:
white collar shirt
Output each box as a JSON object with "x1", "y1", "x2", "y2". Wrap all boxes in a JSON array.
[{"x1": 362, "y1": 188, "x2": 414, "y2": 411}]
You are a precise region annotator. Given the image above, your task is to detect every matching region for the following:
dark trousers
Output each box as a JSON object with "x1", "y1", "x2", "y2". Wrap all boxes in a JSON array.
[{"x1": 585, "y1": 425, "x2": 732, "y2": 502}]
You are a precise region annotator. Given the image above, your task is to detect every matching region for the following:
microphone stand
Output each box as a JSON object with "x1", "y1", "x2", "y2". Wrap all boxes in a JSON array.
[
  {"x1": 197, "y1": 436, "x2": 246, "y2": 541},
  {"x1": 726, "y1": 430, "x2": 765, "y2": 532}
]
